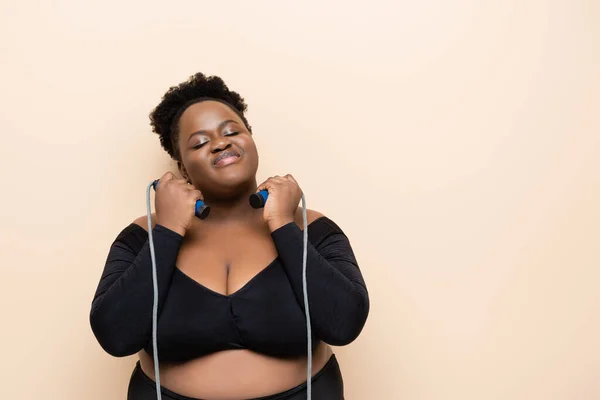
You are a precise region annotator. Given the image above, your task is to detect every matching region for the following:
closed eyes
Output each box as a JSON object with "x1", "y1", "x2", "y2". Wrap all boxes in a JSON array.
[{"x1": 191, "y1": 131, "x2": 240, "y2": 149}]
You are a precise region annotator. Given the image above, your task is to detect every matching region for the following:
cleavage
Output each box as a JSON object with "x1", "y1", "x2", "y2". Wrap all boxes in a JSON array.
[{"x1": 175, "y1": 225, "x2": 278, "y2": 296}]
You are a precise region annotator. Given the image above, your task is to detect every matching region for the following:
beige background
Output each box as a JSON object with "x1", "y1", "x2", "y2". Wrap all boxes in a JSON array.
[{"x1": 1, "y1": 1, "x2": 599, "y2": 399}]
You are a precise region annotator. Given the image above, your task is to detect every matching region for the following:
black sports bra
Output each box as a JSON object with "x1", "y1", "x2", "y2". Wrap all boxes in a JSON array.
[{"x1": 89, "y1": 217, "x2": 369, "y2": 363}]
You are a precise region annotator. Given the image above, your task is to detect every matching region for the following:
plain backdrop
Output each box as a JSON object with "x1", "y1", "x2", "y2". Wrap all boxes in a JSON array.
[{"x1": 1, "y1": 1, "x2": 599, "y2": 399}]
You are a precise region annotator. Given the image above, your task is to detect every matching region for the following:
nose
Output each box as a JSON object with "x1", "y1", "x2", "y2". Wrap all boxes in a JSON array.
[{"x1": 211, "y1": 137, "x2": 231, "y2": 153}]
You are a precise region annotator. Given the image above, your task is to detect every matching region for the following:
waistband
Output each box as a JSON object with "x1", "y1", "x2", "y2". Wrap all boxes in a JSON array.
[{"x1": 132, "y1": 354, "x2": 340, "y2": 400}]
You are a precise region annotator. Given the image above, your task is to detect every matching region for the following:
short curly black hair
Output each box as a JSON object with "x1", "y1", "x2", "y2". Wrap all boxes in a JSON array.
[{"x1": 149, "y1": 72, "x2": 252, "y2": 160}]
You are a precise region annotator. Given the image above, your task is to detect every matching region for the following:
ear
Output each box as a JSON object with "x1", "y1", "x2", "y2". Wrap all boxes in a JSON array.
[{"x1": 177, "y1": 161, "x2": 190, "y2": 183}]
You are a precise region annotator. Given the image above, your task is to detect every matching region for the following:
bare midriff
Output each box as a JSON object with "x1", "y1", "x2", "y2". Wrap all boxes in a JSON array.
[{"x1": 138, "y1": 342, "x2": 333, "y2": 399}]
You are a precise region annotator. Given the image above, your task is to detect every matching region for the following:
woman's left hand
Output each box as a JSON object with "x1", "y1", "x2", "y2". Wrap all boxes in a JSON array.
[{"x1": 256, "y1": 174, "x2": 302, "y2": 231}]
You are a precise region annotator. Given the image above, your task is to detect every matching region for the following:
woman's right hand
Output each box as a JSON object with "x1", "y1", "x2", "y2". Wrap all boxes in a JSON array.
[{"x1": 154, "y1": 172, "x2": 204, "y2": 236}]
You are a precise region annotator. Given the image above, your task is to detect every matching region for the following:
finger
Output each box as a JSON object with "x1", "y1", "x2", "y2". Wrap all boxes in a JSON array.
[
  {"x1": 256, "y1": 181, "x2": 270, "y2": 192},
  {"x1": 256, "y1": 178, "x2": 267, "y2": 192},
  {"x1": 160, "y1": 171, "x2": 176, "y2": 182},
  {"x1": 165, "y1": 176, "x2": 188, "y2": 188},
  {"x1": 190, "y1": 189, "x2": 204, "y2": 202},
  {"x1": 155, "y1": 171, "x2": 177, "y2": 191},
  {"x1": 270, "y1": 176, "x2": 286, "y2": 184},
  {"x1": 256, "y1": 177, "x2": 280, "y2": 192},
  {"x1": 284, "y1": 174, "x2": 298, "y2": 185},
  {"x1": 161, "y1": 172, "x2": 190, "y2": 189},
  {"x1": 256, "y1": 176, "x2": 274, "y2": 191}
]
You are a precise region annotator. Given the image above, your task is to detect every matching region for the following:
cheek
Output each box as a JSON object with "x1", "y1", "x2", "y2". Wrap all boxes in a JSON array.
[
  {"x1": 181, "y1": 149, "x2": 210, "y2": 175},
  {"x1": 241, "y1": 136, "x2": 258, "y2": 155}
]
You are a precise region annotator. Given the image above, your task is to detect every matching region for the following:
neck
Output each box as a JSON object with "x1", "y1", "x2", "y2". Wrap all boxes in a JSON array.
[{"x1": 200, "y1": 180, "x2": 262, "y2": 226}]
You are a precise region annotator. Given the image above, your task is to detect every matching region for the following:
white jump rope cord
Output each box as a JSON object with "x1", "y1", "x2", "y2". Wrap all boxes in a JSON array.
[{"x1": 146, "y1": 181, "x2": 312, "y2": 400}]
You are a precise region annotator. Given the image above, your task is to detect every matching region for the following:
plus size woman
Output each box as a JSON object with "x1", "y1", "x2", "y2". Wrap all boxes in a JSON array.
[{"x1": 90, "y1": 72, "x2": 370, "y2": 400}]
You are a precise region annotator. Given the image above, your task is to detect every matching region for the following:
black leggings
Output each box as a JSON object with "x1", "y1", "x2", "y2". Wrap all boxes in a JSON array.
[{"x1": 127, "y1": 354, "x2": 344, "y2": 400}]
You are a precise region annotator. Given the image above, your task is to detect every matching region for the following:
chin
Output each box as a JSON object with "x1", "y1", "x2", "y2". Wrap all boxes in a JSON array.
[{"x1": 210, "y1": 172, "x2": 256, "y2": 195}]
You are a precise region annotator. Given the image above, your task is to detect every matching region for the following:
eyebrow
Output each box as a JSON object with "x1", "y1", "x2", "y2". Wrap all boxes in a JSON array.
[{"x1": 187, "y1": 120, "x2": 239, "y2": 142}]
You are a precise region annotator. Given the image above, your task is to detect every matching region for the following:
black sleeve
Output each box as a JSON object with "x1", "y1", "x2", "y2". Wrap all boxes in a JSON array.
[
  {"x1": 89, "y1": 223, "x2": 184, "y2": 357},
  {"x1": 270, "y1": 218, "x2": 369, "y2": 346}
]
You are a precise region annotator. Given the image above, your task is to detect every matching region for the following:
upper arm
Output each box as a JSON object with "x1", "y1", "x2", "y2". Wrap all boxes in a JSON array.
[
  {"x1": 132, "y1": 213, "x2": 157, "y2": 232},
  {"x1": 294, "y1": 208, "x2": 325, "y2": 228}
]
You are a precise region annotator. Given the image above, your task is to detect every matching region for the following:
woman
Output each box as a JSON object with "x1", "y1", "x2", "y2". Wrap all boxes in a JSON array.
[{"x1": 89, "y1": 72, "x2": 370, "y2": 400}]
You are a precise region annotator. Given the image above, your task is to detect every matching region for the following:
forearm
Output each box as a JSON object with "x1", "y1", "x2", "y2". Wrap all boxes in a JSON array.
[
  {"x1": 89, "y1": 224, "x2": 183, "y2": 357},
  {"x1": 271, "y1": 222, "x2": 369, "y2": 345}
]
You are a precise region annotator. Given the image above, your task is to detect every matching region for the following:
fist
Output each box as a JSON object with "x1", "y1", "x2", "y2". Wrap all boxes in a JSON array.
[
  {"x1": 155, "y1": 171, "x2": 204, "y2": 235},
  {"x1": 256, "y1": 174, "x2": 302, "y2": 231}
]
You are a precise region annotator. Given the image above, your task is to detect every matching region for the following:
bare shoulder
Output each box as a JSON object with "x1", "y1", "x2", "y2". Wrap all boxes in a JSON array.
[
  {"x1": 293, "y1": 208, "x2": 326, "y2": 228},
  {"x1": 132, "y1": 213, "x2": 157, "y2": 232}
]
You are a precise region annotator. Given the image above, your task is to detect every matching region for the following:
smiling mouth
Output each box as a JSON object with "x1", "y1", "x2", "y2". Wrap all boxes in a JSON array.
[{"x1": 213, "y1": 151, "x2": 240, "y2": 167}]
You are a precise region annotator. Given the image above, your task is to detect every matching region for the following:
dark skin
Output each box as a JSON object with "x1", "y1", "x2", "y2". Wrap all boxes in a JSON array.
[{"x1": 131, "y1": 100, "x2": 332, "y2": 399}]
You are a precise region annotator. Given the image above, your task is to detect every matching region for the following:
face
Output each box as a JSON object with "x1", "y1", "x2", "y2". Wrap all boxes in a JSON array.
[{"x1": 176, "y1": 100, "x2": 259, "y2": 198}]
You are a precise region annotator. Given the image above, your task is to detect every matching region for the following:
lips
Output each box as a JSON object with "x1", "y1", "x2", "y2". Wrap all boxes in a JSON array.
[{"x1": 213, "y1": 150, "x2": 240, "y2": 166}]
